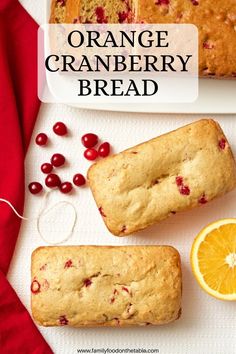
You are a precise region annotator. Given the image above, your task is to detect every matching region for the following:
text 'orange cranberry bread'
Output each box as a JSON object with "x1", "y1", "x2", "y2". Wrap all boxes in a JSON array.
[
  {"x1": 31, "y1": 246, "x2": 182, "y2": 327},
  {"x1": 135, "y1": 0, "x2": 236, "y2": 78},
  {"x1": 88, "y1": 119, "x2": 236, "y2": 236},
  {"x1": 50, "y1": 0, "x2": 133, "y2": 24}
]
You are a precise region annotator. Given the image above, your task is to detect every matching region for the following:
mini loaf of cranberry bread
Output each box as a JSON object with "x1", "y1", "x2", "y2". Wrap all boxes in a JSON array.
[
  {"x1": 135, "y1": 0, "x2": 236, "y2": 78},
  {"x1": 31, "y1": 246, "x2": 182, "y2": 327},
  {"x1": 88, "y1": 119, "x2": 236, "y2": 236},
  {"x1": 50, "y1": 0, "x2": 133, "y2": 24}
]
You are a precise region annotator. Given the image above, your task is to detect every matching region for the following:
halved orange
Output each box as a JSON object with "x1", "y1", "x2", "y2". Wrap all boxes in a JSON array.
[{"x1": 191, "y1": 219, "x2": 236, "y2": 301}]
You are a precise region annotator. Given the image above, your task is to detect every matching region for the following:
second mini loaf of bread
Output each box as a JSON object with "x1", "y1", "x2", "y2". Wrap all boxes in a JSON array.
[
  {"x1": 31, "y1": 246, "x2": 181, "y2": 327},
  {"x1": 88, "y1": 119, "x2": 236, "y2": 236}
]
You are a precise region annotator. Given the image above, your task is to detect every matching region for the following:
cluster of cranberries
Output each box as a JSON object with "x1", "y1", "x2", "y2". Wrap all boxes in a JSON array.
[
  {"x1": 82, "y1": 133, "x2": 110, "y2": 161},
  {"x1": 28, "y1": 122, "x2": 111, "y2": 195}
]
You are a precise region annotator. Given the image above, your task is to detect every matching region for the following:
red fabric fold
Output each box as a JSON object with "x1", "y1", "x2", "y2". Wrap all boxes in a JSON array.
[
  {"x1": 0, "y1": 0, "x2": 52, "y2": 352},
  {"x1": 0, "y1": 271, "x2": 52, "y2": 353}
]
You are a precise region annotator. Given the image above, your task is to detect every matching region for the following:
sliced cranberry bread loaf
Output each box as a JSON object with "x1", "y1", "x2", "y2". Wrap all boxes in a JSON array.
[
  {"x1": 50, "y1": 0, "x2": 133, "y2": 24},
  {"x1": 50, "y1": 0, "x2": 236, "y2": 77},
  {"x1": 31, "y1": 246, "x2": 182, "y2": 327},
  {"x1": 88, "y1": 119, "x2": 236, "y2": 236}
]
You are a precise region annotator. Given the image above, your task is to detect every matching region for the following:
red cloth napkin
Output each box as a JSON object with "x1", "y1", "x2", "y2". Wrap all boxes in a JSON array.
[{"x1": 0, "y1": 0, "x2": 52, "y2": 352}]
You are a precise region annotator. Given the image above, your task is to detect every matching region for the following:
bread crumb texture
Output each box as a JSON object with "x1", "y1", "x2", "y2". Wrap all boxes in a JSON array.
[
  {"x1": 88, "y1": 119, "x2": 236, "y2": 236},
  {"x1": 50, "y1": 0, "x2": 134, "y2": 24},
  {"x1": 31, "y1": 246, "x2": 182, "y2": 327}
]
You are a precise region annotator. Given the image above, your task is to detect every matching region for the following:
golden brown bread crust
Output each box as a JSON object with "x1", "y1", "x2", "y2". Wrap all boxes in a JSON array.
[
  {"x1": 88, "y1": 119, "x2": 236, "y2": 236},
  {"x1": 50, "y1": 0, "x2": 236, "y2": 78},
  {"x1": 31, "y1": 246, "x2": 182, "y2": 327}
]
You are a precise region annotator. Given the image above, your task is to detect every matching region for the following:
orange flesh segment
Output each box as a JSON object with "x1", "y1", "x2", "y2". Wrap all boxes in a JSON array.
[{"x1": 197, "y1": 224, "x2": 236, "y2": 295}]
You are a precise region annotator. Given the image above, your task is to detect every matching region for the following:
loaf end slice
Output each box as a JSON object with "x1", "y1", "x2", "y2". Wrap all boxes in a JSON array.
[{"x1": 50, "y1": 0, "x2": 134, "y2": 24}]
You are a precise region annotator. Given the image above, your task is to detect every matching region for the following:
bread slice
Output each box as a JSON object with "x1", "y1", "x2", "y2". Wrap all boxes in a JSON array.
[{"x1": 50, "y1": 0, "x2": 134, "y2": 24}]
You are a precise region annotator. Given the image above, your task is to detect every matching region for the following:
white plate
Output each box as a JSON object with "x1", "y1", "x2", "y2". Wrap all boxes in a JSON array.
[
  {"x1": 43, "y1": 0, "x2": 236, "y2": 114},
  {"x1": 69, "y1": 78, "x2": 236, "y2": 113}
]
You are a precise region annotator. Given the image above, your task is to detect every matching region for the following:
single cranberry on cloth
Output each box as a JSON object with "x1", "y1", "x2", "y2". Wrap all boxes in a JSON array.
[{"x1": 0, "y1": 0, "x2": 52, "y2": 352}]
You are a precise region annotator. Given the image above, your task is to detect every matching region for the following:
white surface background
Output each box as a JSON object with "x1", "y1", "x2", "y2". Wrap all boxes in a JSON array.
[{"x1": 7, "y1": 2, "x2": 236, "y2": 354}]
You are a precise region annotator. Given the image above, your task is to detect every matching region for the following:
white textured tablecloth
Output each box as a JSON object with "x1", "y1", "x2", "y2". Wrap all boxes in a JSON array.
[{"x1": 7, "y1": 2, "x2": 236, "y2": 354}]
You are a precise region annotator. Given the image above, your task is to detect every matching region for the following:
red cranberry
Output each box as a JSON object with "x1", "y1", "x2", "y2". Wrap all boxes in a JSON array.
[
  {"x1": 84, "y1": 278, "x2": 92, "y2": 287},
  {"x1": 73, "y1": 173, "x2": 86, "y2": 186},
  {"x1": 110, "y1": 297, "x2": 115, "y2": 304},
  {"x1": 41, "y1": 163, "x2": 53, "y2": 174},
  {"x1": 81, "y1": 133, "x2": 98, "y2": 148},
  {"x1": 176, "y1": 176, "x2": 183, "y2": 186},
  {"x1": 199, "y1": 194, "x2": 208, "y2": 204},
  {"x1": 28, "y1": 182, "x2": 43, "y2": 195},
  {"x1": 155, "y1": 0, "x2": 169, "y2": 5},
  {"x1": 35, "y1": 133, "x2": 48, "y2": 146},
  {"x1": 45, "y1": 173, "x2": 61, "y2": 188},
  {"x1": 122, "y1": 286, "x2": 129, "y2": 293},
  {"x1": 31, "y1": 280, "x2": 41, "y2": 294},
  {"x1": 180, "y1": 185, "x2": 190, "y2": 195},
  {"x1": 98, "y1": 142, "x2": 110, "y2": 158},
  {"x1": 203, "y1": 41, "x2": 214, "y2": 50},
  {"x1": 219, "y1": 138, "x2": 226, "y2": 150},
  {"x1": 64, "y1": 259, "x2": 73, "y2": 268},
  {"x1": 95, "y1": 6, "x2": 108, "y2": 23},
  {"x1": 84, "y1": 148, "x2": 98, "y2": 161},
  {"x1": 175, "y1": 176, "x2": 190, "y2": 196},
  {"x1": 53, "y1": 122, "x2": 67, "y2": 136},
  {"x1": 57, "y1": 0, "x2": 66, "y2": 6},
  {"x1": 118, "y1": 11, "x2": 129, "y2": 23},
  {"x1": 51, "y1": 153, "x2": 65, "y2": 167},
  {"x1": 60, "y1": 182, "x2": 73, "y2": 194},
  {"x1": 59, "y1": 315, "x2": 68, "y2": 326},
  {"x1": 99, "y1": 207, "x2": 106, "y2": 217},
  {"x1": 191, "y1": 0, "x2": 199, "y2": 5}
]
